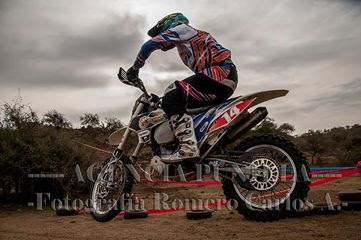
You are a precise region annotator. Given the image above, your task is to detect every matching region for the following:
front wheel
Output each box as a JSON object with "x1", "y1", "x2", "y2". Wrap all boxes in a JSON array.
[
  {"x1": 222, "y1": 134, "x2": 310, "y2": 222},
  {"x1": 90, "y1": 155, "x2": 134, "y2": 222}
]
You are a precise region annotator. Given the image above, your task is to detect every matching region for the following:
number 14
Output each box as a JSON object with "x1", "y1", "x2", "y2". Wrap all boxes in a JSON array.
[{"x1": 222, "y1": 106, "x2": 240, "y2": 123}]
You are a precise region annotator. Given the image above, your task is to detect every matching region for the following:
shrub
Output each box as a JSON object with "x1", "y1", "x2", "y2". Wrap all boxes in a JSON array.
[{"x1": 0, "y1": 99, "x2": 96, "y2": 203}]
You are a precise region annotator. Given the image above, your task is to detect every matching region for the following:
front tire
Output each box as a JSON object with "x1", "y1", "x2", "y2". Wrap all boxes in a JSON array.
[
  {"x1": 222, "y1": 134, "x2": 310, "y2": 222},
  {"x1": 90, "y1": 156, "x2": 134, "y2": 222}
]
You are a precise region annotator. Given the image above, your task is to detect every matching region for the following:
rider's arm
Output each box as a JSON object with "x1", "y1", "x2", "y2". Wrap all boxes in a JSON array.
[{"x1": 133, "y1": 30, "x2": 181, "y2": 69}]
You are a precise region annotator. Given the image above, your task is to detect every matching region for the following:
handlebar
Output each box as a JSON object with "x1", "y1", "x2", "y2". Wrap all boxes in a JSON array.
[{"x1": 118, "y1": 67, "x2": 150, "y2": 98}]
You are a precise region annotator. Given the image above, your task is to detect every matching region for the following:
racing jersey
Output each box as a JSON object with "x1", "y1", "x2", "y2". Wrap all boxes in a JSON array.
[{"x1": 133, "y1": 24, "x2": 232, "y2": 82}]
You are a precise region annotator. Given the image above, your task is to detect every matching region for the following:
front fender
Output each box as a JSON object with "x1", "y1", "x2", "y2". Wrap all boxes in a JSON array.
[{"x1": 108, "y1": 127, "x2": 135, "y2": 146}]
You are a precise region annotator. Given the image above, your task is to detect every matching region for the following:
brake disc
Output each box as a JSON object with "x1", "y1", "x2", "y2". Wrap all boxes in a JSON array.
[{"x1": 248, "y1": 156, "x2": 280, "y2": 191}]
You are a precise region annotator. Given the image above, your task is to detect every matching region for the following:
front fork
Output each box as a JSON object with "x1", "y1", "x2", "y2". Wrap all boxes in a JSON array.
[{"x1": 114, "y1": 96, "x2": 147, "y2": 161}]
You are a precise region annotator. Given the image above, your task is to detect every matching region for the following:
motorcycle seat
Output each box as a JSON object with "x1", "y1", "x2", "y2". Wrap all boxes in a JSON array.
[{"x1": 185, "y1": 105, "x2": 215, "y2": 114}]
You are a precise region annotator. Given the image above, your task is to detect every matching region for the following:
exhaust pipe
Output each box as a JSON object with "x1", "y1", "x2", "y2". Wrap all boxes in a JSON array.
[{"x1": 225, "y1": 107, "x2": 268, "y2": 143}]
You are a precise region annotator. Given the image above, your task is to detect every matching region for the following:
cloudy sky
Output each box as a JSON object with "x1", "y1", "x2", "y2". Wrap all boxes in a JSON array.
[{"x1": 1, "y1": 0, "x2": 360, "y2": 133}]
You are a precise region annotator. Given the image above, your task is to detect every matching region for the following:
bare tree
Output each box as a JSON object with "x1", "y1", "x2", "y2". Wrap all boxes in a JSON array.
[
  {"x1": 42, "y1": 110, "x2": 72, "y2": 129},
  {"x1": 278, "y1": 123, "x2": 295, "y2": 135},
  {"x1": 104, "y1": 117, "x2": 123, "y2": 133},
  {"x1": 80, "y1": 113, "x2": 100, "y2": 128},
  {"x1": 303, "y1": 130, "x2": 325, "y2": 165}
]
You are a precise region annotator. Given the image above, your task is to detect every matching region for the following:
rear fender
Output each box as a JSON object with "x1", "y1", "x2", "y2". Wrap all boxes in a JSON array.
[
  {"x1": 242, "y1": 89, "x2": 289, "y2": 109},
  {"x1": 208, "y1": 89, "x2": 288, "y2": 133}
]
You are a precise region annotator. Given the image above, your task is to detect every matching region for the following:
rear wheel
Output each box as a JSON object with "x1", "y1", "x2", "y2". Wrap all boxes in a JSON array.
[{"x1": 222, "y1": 134, "x2": 310, "y2": 222}]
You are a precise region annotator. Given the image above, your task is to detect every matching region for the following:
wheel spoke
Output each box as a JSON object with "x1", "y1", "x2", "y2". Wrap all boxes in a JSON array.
[
  {"x1": 231, "y1": 144, "x2": 298, "y2": 209},
  {"x1": 91, "y1": 160, "x2": 127, "y2": 215}
]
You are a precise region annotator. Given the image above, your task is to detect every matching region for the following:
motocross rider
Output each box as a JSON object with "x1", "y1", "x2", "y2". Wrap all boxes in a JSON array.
[{"x1": 126, "y1": 13, "x2": 238, "y2": 163}]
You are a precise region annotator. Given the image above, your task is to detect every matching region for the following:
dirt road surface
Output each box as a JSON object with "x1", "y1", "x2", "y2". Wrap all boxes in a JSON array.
[{"x1": 1, "y1": 173, "x2": 360, "y2": 240}]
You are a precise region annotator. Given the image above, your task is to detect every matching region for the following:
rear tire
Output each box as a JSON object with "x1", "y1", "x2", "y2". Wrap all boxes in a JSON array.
[{"x1": 222, "y1": 134, "x2": 310, "y2": 222}]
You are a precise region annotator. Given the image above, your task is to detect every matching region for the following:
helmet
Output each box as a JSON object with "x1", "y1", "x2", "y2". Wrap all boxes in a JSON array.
[{"x1": 148, "y1": 13, "x2": 189, "y2": 37}]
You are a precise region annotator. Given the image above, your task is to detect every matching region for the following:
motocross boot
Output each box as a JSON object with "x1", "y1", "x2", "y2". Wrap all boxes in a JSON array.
[{"x1": 162, "y1": 113, "x2": 200, "y2": 163}]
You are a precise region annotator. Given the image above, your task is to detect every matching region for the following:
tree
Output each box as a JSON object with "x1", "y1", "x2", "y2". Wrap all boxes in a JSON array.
[
  {"x1": 278, "y1": 123, "x2": 295, "y2": 135},
  {"x1": 0, "y1": 100, "x2": 93, "y2": 203},
  {"x1": 330, "y1": 125, "x2": 361, "y2": 165},
  {"x1": 103, "y1": 117, "x2": 123, "y2": 133},
  {"x1": 80, "y1": 113, "x2": 100, "y2": 128},
  {"x1": 1, "y1": 99, "x2": 39, "y2": 129},
  {"x1": 302, "y1": 130, "x2": 325, "y2": 165},
  {"x1": 254, "y1": 117, "x2": 277, "y2": 134},
  {"x1": 42, "y1": 110, "x2": 72, "y2": 129}
]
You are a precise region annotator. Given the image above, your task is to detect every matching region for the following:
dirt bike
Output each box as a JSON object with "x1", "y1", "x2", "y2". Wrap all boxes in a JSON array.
[{"x1": 90, "y1": 67, "x2": 310, "y2": 222}]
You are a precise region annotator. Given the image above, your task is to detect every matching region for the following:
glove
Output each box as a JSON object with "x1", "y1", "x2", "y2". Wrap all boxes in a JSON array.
[{"x1": 126, "y1": 66, "x2": 139, "y2": 82}]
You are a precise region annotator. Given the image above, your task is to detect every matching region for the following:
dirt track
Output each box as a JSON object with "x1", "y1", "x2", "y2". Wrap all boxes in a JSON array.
[{"x1": 1, "y1": 174, "x2": 361, "y2": 240}]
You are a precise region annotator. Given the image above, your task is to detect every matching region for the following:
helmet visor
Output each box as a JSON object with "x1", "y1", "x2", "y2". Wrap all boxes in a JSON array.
[{"x1": 147, "y1": 24, "x2": 161, "y2": 37}]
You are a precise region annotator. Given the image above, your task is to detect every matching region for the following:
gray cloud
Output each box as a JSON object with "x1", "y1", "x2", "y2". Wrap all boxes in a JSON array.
[
  {"x1": 243, "y1": 37, "x2": 361, "y2": 72},
  {"x1": 0, "y1": 2, "x2": 144, "y2": 89},
  {"x1": 309, "y1": 78, "x2": 361, "y2": 107},
  {"x1": 146, "y1": 49, "x2": 187, "y2": 73},
  {"x1": 54, "y1": 15, "x2": 144, "y2": 62},
  {"x1": 0, "y1": 0, "x2": 11, "y2": 12}
]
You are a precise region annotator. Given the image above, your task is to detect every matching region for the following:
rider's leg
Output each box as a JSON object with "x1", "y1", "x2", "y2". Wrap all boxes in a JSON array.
[
  {"x1": 167, "y1": 113, "x2": 200, "y2": 162},
  {"x1": 179, "y1": 74, "x2": 235, "y2": 108},
  {"x1": 161, "y1": 72, "x2": 236, "y2": 163},
  {"x1": 161, "y1": 82, "x2": 199, "y2": 162}
]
